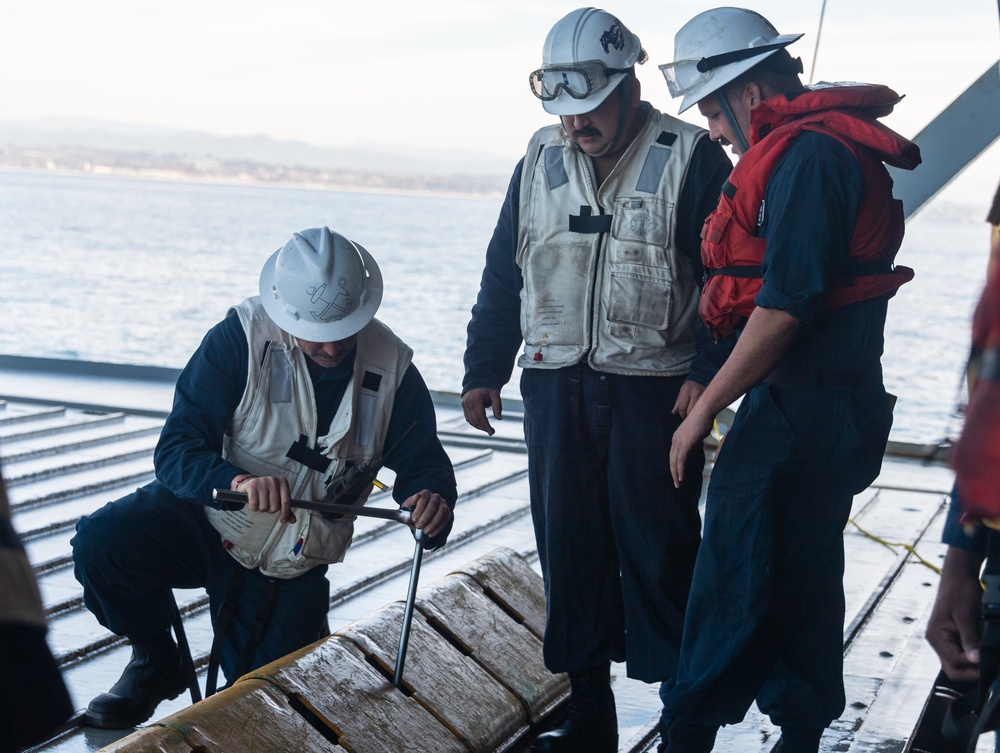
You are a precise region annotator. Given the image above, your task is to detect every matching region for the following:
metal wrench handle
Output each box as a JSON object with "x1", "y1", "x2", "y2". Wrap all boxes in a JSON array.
[
  {"x1": 394, "y1": 528, "x2": 428, "y2": 689},
  {"x1": 212, "y1": 489, "x2": 414, "y2": 527},
  {"x1": 213, "y1": 487, "x2": 427, "y2": 689}
]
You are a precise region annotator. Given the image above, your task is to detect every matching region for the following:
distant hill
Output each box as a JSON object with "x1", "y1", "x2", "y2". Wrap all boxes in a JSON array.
[
  {"x1": 0, "y1": 117, "x2": 513, "y2": 196},
  {"x1": 0, "y1": 117, "x2": 989, "y2": 218},
  {"x1": 0, "y1": 117, "x2": 515, "y2": 176}
]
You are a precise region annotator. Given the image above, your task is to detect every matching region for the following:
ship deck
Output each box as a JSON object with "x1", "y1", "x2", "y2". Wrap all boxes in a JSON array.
[{"x1": 0, "y1": 355, "x2": 987, "y2": 753}]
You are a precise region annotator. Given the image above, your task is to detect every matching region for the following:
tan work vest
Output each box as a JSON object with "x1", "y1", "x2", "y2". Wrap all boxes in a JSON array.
[
  {"x1": 205, "y1": 297, "x2": 412, "y2": 578},
  {"x1": 516, "y1": 106, "x2": 707, "y2": 375}
]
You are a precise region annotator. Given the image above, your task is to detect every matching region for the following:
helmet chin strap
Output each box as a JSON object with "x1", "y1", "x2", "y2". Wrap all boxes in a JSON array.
[{"x1": 714, "y1": 90, "x2": 751, "y2": 154}]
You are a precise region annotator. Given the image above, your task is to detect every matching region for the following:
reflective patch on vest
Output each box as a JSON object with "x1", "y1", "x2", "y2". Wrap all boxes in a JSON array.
[
  {"x1": 544, "y1": 146, "x2": 569, "y2": 191},
  {"x1": 353, "y1": 392, "x2": 377, "y2": 448},
  {"x1": 636, "y1": 145, "x2": 670, "y2": 194},
  {"x1": 268, "y1": 353, "x2": 293, "y2": 403}
]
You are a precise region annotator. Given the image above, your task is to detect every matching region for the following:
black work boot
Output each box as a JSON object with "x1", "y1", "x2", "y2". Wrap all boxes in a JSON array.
[
  {"x1": 779, "y1": 727, "x2": 824, "y2": 753},
  {"x1": 531, "y1": 663, "x2": 617, "y2": 753},
  {"x1": 656, "y1": 718, "x2": 670, "y2": 752},
  {"x1": 664, "y1": 718, "x2": 718, "y2": 753},
  {"x1": 85, "y1": 634, "x2": 188, "y2": 729}
]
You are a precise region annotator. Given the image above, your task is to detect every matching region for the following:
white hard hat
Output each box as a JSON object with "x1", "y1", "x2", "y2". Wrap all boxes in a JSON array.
[
  {"x1": 529, "y1": 7, "x2": 647, "y2": 116},
  {"x1": 259, "y1": 227, "x2": 383, "y2": 342},
  {"x1": 660, "y1": 7, "x2": 803, "y2": 113}
]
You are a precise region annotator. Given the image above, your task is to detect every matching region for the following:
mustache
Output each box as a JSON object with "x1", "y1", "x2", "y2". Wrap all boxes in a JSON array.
[{"x1": 573, "y1": 127, "x2": 602, "y2": 138}]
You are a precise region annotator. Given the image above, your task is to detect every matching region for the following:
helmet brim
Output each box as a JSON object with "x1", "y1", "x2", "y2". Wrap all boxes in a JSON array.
[
  {"x1": 258, "y1": 241, "x2": 383, "y2": 342},
  {"x1": 674, "y1": 32, "x2": 803, "y2": 113}
]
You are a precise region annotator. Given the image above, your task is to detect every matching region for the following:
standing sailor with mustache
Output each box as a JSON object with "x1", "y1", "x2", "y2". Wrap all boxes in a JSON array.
[{"x1": 460, "y1": 8, "x2": 732, "y2": 752}]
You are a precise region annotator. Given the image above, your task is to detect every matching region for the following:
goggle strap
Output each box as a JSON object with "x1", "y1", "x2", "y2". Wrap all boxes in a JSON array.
[{"x1": 696, "y1": 42, "x2": 789, "y2": 73}]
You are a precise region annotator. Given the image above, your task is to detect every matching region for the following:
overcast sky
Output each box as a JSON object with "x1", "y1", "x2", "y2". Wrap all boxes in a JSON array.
[{"x1": 3, "y1": 0, "x2": 998, "y2": 205}]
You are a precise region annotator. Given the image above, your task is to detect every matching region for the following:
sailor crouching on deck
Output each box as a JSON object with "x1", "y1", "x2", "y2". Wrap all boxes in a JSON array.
[{"x1": 71, "y1": 226, "x2": 456, "y2": 730}]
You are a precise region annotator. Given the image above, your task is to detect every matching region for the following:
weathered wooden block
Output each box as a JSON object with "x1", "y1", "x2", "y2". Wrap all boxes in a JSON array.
[
  {"x1": 338, "y1": 600, "x2": 529, "y2": 751},
  {"x1": 416, "y1": 573, "x2": 567, "y2": 724},
  {"x1": 160, "y1": 679, "x2": 341, "y2": 752},
  {"x1": 242, "y1": 635, "x2": 466, "y2": 753},
  {"x1": 449, "y1": 547, "x2": 548, "y2": 640},
  {"x1": 95, "y1": 723, "x2": 193, "y2": 752}
]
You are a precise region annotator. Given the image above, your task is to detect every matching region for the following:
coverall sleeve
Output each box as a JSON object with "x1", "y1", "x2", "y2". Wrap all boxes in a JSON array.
[
  {"x1": 462, "y1": 161, "x2": 526, "y2": 394},
  {"x1": 153, "y1": 312, "x2": 250, "y2": 505},
  {"x1": 755, "y1": 132, "x2": 864, "y2": 322},
  {"x1": 382, "y1": 363, "x2": 458, "y2": 550}
]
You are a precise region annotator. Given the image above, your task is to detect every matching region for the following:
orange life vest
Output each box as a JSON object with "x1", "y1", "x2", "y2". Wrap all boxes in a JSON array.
[{"x1": 699, "y1": 84, "x2": 922, "y2": 339}]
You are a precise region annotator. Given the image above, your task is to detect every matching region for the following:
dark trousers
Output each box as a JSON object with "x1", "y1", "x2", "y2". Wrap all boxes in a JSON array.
[
  {"x1": 71, "y1": 482, "x2": 329, "y2": 684},
  {"x1": 662, "y1": 381, "x2": 892, "y2": 729},
  {"x1": 521, "y1": 365, "x2": 704, "y2": 683}
]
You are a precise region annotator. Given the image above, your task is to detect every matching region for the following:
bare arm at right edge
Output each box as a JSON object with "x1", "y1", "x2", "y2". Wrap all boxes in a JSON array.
[{"x1": 926, "y1": 545, "x2": 985, "y2": 684}]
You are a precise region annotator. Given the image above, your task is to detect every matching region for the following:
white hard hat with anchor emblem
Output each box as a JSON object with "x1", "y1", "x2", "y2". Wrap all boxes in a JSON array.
[
  {"x1": 529, "y1": 7, "x2": 647, "y2": 116},
  {"x1": 259, "y1": 226, "x2": 383, "y2": 341}
]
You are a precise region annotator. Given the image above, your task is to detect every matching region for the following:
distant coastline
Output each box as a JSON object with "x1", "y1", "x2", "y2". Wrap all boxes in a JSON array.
[
  {"x1": 0, "y1": 141, "x2": 988, "y2": 222},
  {"x1": 0, "y1": 142, "x2": 509, "y2": 200}
]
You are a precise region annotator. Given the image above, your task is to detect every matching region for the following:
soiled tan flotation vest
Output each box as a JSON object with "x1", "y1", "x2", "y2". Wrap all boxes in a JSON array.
[
  {"x1": 205, "y1": 297, "x2": 412, "y2": 578},
  {"x1": 699, "y1": 83, "x2": 921, "y2": 339},
  {"x1": 516, "y1": 105, "x2": 707, "y2": 376}
]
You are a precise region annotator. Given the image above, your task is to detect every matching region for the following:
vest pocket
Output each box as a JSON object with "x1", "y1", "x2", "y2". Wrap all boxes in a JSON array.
[
  {"x1": 607, "y1": 270, "x2": 674, "y2": 331},
  {"x1": 295, "y1": 513, "x2": 354, "y2": 568},
  {"x1": 611, "y1": 197, "x2": 670, "y2": 248},
  {"x1": 702, "y1": 206, "x2": 732, "y2": 245},
  {"x1": 519, "y1": 242, "x2": 592, "y2": 347},
  {"x1": 606, "y1": 197, "x2": 679, "y2": 335}
]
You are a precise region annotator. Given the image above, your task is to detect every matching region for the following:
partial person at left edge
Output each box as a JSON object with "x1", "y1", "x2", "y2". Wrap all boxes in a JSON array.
[
  {"x1": 71, "y1": 226, "x2": 457, "y2": 729},
  {"x1": 1, "y1": 463, "x2": 74, "y2": 753}
]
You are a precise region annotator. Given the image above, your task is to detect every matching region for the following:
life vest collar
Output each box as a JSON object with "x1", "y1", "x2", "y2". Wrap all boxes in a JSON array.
[{"x1": 751, "y1": 82, "x2": 921, "y2": 170}]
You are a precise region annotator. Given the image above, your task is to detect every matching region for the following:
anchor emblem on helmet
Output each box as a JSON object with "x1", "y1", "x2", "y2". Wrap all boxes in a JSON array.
[
  {"x1": 307, "y1": 277, "x2": 353, "y2": 322},
  {"x1": 600, "y1": 23, "x2": 625, "y2": 54}
]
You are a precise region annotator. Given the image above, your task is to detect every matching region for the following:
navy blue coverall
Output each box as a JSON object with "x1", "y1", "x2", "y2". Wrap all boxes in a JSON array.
[
  {"x1": 662, "y1": 132, "x2": 896, "y2": 734},
  {"x1": 463, "y1": 134, "x2": 733, "y2": 683},
  {"x1": 72, "y1": 313, "x2": 456, "y2": 682}
]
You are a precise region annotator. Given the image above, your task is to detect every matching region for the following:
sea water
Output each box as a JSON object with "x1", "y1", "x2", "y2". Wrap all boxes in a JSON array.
[{"x1": 0, "y1": 169, "x2": 989, "y2": 445}]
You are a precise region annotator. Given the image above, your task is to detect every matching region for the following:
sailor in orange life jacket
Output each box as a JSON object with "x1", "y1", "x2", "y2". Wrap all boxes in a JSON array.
[
  {"x1": 657, "y1": 8, "x2": 920, "y2": 753},
  {"x1": 926, "y1": 183, "x2": 1000, "y2": 695}
]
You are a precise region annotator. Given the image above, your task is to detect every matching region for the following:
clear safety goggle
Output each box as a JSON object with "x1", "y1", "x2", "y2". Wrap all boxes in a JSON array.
[
  {"x1": 528, "y1": 60, "x2": 630, "y2": 102},
  {"x1": 659, "y1": 59, "x2": 713, "y2": 99},
  {"x1": 659, "y1": 42, "x2": 791, "y2": 98}
]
